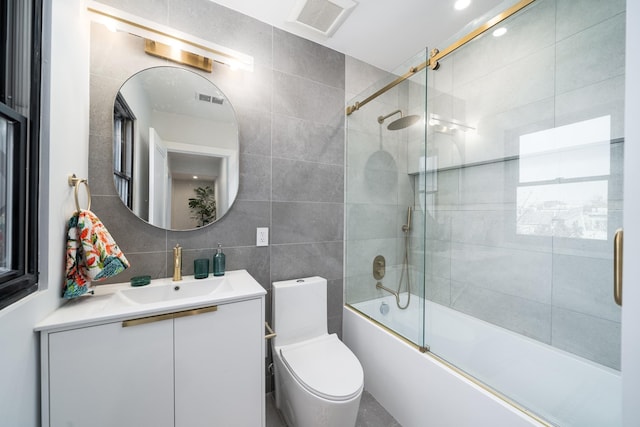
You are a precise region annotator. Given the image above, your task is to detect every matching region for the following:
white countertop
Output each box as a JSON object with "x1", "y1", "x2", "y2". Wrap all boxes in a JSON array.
[{"x1": 35, "y1": 269, "x2": 266, "y2": 333}]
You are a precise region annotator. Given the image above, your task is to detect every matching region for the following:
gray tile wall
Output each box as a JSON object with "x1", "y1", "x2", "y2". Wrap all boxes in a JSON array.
[
  {"x1": 344, "y1": 53, "x2": 427, "y2": 307},
  {"x1": 89, "y1": 0, "x2": 345, "y2": 343}
]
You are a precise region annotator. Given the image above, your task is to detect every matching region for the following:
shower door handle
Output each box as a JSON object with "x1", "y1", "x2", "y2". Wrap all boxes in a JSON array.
[{"x1": 614, "y1": 228, "x2": 623, "y2": 306}]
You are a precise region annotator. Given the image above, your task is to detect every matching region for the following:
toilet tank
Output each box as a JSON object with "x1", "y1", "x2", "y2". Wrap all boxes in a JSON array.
[{"x1": 272, "y1": 276, "x2": 327, "y2": 347}]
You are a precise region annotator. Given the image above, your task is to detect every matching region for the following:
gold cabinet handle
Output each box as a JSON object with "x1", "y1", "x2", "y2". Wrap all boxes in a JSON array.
[
  {"x1": 122, "y1": 305, "x2": 218, "y2": 327},
  {"x1": 265, "y1": 321, "x2": 276, "y2": 340},
  {"x1": 614, "y1": 228, "x2": 623, "y2": 306}
]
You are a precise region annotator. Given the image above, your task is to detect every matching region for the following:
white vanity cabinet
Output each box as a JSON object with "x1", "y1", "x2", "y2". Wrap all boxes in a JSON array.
[
  {"x1": 174, "y1": 298, "x2": 263, "y2": 426},
  {"x1": 48, "y1": 318, "x2": 175, "y2": 427},
  {"x1": 39, "y1": 287, "x2": 265, "y2": 427}
]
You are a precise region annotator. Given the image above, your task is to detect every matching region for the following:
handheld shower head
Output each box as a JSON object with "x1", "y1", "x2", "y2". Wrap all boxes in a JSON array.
[
  {"x1": 402, "y1": 206, "x2": 412, "y2": 233},
  {"x1": 378, "y1": 110, "x2": 420, "y2": 130}
]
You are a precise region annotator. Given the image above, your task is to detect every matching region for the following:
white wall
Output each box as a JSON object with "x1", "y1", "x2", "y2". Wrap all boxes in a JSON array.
[
  {"x1": 151, "y1": 110, "x2": 237, "y2": 149},
  {"x1": 622, "y1": 2, "x2": 640, "y2": 425},
  {"x1": 0, "y1": 1, "x2": 89, "y2": 425}
]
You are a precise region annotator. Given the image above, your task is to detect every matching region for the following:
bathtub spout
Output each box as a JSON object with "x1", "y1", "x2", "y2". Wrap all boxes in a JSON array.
[{"x1": 376, "y1": 281, "x2": 395, "y2": 294}]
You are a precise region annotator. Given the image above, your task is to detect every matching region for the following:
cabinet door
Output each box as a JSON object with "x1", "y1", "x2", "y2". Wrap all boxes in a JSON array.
[
  {"x1": 48, "y1": 319, "x2": 174, "y2": 427},
  {"x1": 174, "y1": 298, "x2": 263, "y2": 427}
]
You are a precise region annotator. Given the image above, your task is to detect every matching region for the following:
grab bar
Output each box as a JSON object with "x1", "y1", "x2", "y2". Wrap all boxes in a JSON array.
[{"x1": 614, "y1": 228, "x2": 623, "y2": 306}]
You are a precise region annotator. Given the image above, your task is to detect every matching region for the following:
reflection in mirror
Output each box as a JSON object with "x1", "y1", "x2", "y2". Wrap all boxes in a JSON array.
[{"x1": 113, "y1": 66, "x2": 239, "y2": 230}]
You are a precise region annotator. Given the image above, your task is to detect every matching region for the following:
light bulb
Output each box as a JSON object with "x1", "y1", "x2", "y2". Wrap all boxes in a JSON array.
[
  {"x1": 493, "y1": 27, "x2": 508, "y2": 37},
  {"x1": 454, "y1": 0, "x2": 471, "y2": 11}
]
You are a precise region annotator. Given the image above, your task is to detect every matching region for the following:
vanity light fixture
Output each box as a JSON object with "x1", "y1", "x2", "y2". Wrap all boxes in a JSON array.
[
  {"x1": 102, "y1": 16, "x2": 118, "y2": 32},
  {"x1": 144, "y1": 39, "x2": 213, "y2": 73},
  {"x1": 86, "y1": 1, "x2": 254, "y2": 72}
]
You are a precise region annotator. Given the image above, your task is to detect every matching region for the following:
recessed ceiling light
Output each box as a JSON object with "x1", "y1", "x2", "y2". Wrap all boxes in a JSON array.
[
  {"x1": 193, "y1": 175, "x2": 198, "y2": 179},
  {"x1": 454, "y1": 0, "x2": 471, "y2": 10},
  {"x1": 492, "y1": 27, "x2": 507, "y2": 37}
]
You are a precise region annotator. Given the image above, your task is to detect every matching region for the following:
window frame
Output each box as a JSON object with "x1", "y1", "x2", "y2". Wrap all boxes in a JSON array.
[
  {"x1": 113, "y1": 93, "x2": 136, "y2": 210},
  {"x1": 515, "y1": 117, "x2": 614, "y2": 241},
  {"x1": 0, "y1": 0, "x2": 41, "y2": 310}
]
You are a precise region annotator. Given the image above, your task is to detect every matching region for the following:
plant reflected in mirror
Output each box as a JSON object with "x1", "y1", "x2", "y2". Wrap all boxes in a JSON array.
[{"x1": 189, "y1": 186, "x2": 216, "y2": 227}]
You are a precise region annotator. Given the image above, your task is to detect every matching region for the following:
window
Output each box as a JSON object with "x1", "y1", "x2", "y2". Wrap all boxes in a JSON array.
[
  {"x1": 114, "y1": 93, "x2": 135, "y2": 209},
  {"x1": 0, "y1": 0, "x2": 41, "y2": 310},
  {"x1": 517, "y1": 116, "x2": 612, "y2": 240}
]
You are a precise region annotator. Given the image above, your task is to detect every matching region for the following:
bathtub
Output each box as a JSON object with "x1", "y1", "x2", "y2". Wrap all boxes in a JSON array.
[{"x1": 344, "y1": 294, "x2": 621, "y2": 427}]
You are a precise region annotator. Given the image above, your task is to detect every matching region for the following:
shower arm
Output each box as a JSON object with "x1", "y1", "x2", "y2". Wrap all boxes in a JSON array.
[{"x1": 377, "y1": 109, "x2": 403, "y2": 124}]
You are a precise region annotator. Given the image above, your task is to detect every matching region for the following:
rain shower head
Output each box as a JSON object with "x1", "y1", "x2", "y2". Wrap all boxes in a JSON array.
[
  {"x1": 377, "y1": 109, "x2": 420, "y2": 130},
  {"x1": 387, "y1": 114, "x2": 421, "y2": 130}
]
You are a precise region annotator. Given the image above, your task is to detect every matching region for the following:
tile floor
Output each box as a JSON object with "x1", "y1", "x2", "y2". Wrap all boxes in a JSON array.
[{"x1": 266, "y1": 390, "x2": 402, "y2": 427}]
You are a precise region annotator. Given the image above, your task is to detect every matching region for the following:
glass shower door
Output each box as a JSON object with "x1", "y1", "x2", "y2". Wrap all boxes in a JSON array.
[
  {"x1": 422, "y1": 0, "x2": 623, "y2": 425},
  {"x1": 345, "y1": 50, "x2": 427, "y2": 349}
]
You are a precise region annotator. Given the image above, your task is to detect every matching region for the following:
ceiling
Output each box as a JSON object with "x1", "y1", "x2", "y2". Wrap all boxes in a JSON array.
[{"x1": 209, "y1": 0, "x2": 508, "y2": 71}]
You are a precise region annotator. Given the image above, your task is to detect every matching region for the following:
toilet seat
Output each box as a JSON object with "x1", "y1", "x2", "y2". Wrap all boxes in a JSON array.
[{"x1": 278, "y1": 334, "x2": 364, "y2": 402}]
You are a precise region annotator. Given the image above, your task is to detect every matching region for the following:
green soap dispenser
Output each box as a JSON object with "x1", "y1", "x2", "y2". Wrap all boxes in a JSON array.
[{"x1": 213, "y1": 243, "x2": 226, "y2": 276}]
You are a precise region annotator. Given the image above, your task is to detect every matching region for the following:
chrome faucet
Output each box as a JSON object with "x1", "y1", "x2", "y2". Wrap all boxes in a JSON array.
[{"x1": 173, "y1": 244, "x2": 182, "y2": 281}]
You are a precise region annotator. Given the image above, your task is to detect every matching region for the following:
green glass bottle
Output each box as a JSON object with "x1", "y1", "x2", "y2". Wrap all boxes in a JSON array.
[{"x1": 213, "y1": 243, "x2": 226, "y2": 276}]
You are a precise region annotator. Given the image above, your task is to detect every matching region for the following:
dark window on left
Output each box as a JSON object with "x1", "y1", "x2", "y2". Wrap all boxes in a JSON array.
[{"x1": 0, "y1": 0, "x2": 42, "y2": 310}]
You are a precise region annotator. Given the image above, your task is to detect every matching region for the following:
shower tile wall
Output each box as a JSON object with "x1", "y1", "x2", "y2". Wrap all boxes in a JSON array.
[
  {"x1": 344, "y1": 55, "x2": 426, "y2": 306},
  {"x1": 345, "y1": 58, "x2": 397, "y2": 304},
  {"x1": 88, "y1": 0, "x2": 346, "y2": 341},
  {"x1": 426, "y1": 0, "x2": 624, "y2": 369}
]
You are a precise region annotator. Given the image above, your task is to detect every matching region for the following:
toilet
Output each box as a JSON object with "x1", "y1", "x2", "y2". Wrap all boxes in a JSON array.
[{"x1": 272, "y1": 276, "x2": 364, "y2": 427}]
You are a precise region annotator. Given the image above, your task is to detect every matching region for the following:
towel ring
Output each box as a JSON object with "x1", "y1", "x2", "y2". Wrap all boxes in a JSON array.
[{"x1": 68, "y1": 174, "x2": 91, "y2": 212}]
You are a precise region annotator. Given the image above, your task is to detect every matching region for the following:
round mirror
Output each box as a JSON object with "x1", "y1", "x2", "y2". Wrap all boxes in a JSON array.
[{"x1": 113, "y1": 66, "x2": 239, "y2": 230}]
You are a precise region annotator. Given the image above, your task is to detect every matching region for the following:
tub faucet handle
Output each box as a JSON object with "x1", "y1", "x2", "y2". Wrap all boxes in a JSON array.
[{"x1": 373, "y1": 255, "x2": 386, "y2": 280}]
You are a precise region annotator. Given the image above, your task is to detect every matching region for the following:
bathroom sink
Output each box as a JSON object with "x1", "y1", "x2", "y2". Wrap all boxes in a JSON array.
[
  {"x1": 117, "y1": 276, "x2": 232, "y2": 305},
  {"x1": 35, "y1": 270, "x2": 266, "y2": 332}
]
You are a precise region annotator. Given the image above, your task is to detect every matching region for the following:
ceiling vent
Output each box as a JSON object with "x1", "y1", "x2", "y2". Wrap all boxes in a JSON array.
[
  {"x1": 197, "y1": 92, "x2": 224, "y2": 105},
  {"x1": 289, "y1": 0, "x2": 357, "y2": 37}
]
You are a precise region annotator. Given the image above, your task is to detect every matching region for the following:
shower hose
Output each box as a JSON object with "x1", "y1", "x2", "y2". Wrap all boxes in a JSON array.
[
  {"x1": 375, "y1": 210, "x2": 412, "y2": 310},
  {"x1": 395, "y1": 227, "x2": 411, "y2": 309}
]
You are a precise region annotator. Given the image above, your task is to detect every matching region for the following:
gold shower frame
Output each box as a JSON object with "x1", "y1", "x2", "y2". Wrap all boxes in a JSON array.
[{"x1": 345, "y1": 0, "x2": 536, "y2": 115}]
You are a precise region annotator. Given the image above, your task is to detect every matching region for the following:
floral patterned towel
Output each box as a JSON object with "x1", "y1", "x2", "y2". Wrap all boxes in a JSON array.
[{"x1": 63, "y1": 210, "x2": 130, "y2": 299}]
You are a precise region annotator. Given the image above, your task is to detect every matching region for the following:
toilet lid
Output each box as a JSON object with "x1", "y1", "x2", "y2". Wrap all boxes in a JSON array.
[{"x1": 279, "y1": 334, "x2": 364, "y2": 401}]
